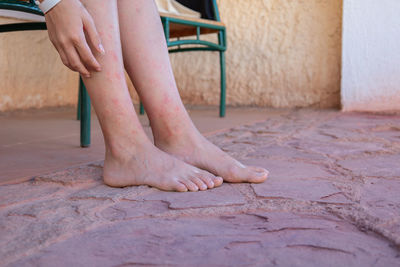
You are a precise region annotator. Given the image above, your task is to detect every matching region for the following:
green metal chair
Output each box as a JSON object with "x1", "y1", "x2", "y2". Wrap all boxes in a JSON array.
[{"x1": 0, "y1": 0, "x2": 226, "y2": 148}]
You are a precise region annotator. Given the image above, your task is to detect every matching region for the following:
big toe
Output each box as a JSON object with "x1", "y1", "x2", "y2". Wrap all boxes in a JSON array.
[
  {"x1": 213, "y1": 176, "x2": 224, "y2": 187},
  {"x1": 174, "y1": 181, "x2": 189, "y2": 192},
  {"x1": 224, "y1": 165, "x2": 269, "y2": 183},
  {"x1": 246, "y1": 166, "x2": 269, "y2": 183}
]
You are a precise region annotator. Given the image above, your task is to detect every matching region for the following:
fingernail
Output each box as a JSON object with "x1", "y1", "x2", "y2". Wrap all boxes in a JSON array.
[
  {"x1": 85, "y1": 74, "x2": 91, "y2": 78},
  {"x1": 99, "y1": 44, "x2": 105, "y2": 55},
  {"x1": 96, "y1": 67, "x2": 102, "y2": 72}
]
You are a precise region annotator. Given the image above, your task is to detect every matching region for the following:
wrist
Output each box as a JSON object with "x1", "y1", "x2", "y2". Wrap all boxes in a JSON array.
[{"x1": 35, "y1": 0, "x2": 62, "y2": 14}]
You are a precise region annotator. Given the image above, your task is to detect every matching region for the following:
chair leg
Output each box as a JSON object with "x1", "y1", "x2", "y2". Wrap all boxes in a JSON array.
[
  {"x1": 219, "y1": 51, "x2": 226, "y2": 117},
  {"x1": 79, "y1": 77, "x2": 91, "y2": 147},
  {"x1": 77, "y1": 82, "x2": 81, "y2": 120},
  {"x1": 139, "y1": 101, "x2": 145, "y2": 115}
]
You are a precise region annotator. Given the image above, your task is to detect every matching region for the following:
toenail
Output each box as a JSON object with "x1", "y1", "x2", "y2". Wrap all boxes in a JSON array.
[
  {"x1": 215, "y1": 177, "x2": 223, "y2": 183},
  {"x1": 256, "y1": 170, "x2": 268, "y2": 177}
]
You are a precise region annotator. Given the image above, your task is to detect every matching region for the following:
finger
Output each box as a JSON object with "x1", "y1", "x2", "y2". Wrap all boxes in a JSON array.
[
  {"x1": 56, "y1": 45, "x2": 70, "y2": 68},
  {"x1": 65, "y1": 46, "x2": 91, "y2": 77},
  {"x1": 74, "y1": 36, "x2": 102, "y2": 72},
  {"x1": 52, "y1": 42, "x2": 70, "y2": 68},
  {"x1": 58, "y1": 49, "x2": 70, "y2": 69},
  {"x1": 82, "y1": 14, "x2": 105, "y2": 55}
]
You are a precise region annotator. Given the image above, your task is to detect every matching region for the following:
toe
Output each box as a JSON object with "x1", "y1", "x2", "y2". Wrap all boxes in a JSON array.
[
  {"x1": 213, "y1": 176, "x2": 223, "y2": 187},
  {"x1": 222, "y1": 165, "x2": 268, "y2": 183},
  {"x1": 198, "y1": 171, "x2": 216, "y2": 189},
  {"x1": 246, "y1": 166, "x2": 269, "y2": 183},
  {"x1": 181, "y1": 179, "x2": 199, "y2": 192},
  {"x1": 174, "y1": 182, "x2": 189, "y2": 192},
  {"x1": 252, "y1": 166, "x2": 269, "y2": 174},
  {"x1": 190, "y1": 177, "x2": 208, "y2": 191}
]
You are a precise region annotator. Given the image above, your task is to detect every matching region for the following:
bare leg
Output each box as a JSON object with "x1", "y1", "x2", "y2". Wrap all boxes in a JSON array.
[
  {"x1": 118, "y1": 0, "x2": 268, "y2": 183},
  {"x1": 80, "y1": 0, "x2": 220, "y2": 191}
]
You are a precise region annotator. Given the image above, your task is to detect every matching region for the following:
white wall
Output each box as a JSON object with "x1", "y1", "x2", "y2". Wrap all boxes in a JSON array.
[{"x1": 341, "y1": 0, "x2": 400, "y2": 112}]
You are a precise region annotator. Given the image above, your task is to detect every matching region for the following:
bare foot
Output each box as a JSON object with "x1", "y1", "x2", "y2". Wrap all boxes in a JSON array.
[
  {"x1": 155, "y1": 132, "x2": 269, "y2": 183},
  {"x1": 103, "y1": 141, "x2": 223, "y2": 192}
]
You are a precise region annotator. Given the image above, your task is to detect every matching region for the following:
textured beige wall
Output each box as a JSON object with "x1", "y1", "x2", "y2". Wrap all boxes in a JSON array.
[
  {"x1": 0, "y1": 0, "x2": 342, "y2": 112},
  {"x1": 173, "y1": 0, "x2": 343, "y2": 108},
  {"x1": 0, "y1": 18, "x2": 78, "y2": 112}
]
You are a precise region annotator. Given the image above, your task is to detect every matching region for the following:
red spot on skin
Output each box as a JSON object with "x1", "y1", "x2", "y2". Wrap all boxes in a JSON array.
[
  {"x1": 162, "y1": 93, "x2": 171, "y2": 104},
  {"x1": 110, "y1": 51, "x2": 119, "y2": 62},
  {"x1": 112, "y1": 98, "x2": 119, "y2": 105},
  {"x1": 113, "y1": 72, "x2": 122, "y2": 81},
  {"x1": 105, "y1": 72, "x2": 112, "y2": 82}
]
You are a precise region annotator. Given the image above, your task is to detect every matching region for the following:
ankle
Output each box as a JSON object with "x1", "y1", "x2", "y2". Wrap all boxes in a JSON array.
[
  {"x1": 149, "y1": 112, "x2": 198, "y2": 143},
  {"x1": 105, "y1": 137, "x2": 151, "y2": 162},
  {"x1": 154, "y1": 128, "x2": 204, "y2": 151}
]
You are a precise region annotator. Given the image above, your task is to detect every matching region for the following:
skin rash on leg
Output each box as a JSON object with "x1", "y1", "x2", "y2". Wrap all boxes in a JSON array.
[
  {"x1": 117, "y1": 0, "x2": 269, "y2": 184},
  {"x1": 77, "y1": 0, "x2": 222, "y2": 191}
]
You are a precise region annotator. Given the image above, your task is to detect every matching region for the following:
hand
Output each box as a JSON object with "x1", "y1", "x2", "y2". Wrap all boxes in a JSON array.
[{"x1": 44, "y1": 0, "x2": 105, "y2": 77}]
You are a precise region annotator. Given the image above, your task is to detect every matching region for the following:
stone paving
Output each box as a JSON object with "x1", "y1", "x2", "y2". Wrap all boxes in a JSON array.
[{"x1": 1, "y1": 109, "x2": 400, "y2": 266}]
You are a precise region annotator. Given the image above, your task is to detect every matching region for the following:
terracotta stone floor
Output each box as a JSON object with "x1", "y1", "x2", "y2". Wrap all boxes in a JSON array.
[
  {"x1": 0, "y1": 106, "x2": 275, "y2": 185},
  {"x1": 1, "y1": 107, "x2": 400, "y2": 266}
]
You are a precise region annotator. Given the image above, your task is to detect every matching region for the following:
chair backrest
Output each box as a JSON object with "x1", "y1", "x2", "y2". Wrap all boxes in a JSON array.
[
  {"x1": 0, "y1": 0, "x2": 42, "y2": 15},
  {"x1": 176, "y1": 0, "x2": 220, "y2": 21},
  {"x1": 0, "y1": 0, "x2": 221, "y2": 21},
  {"x1": 1, "y1": 0, "x2": 222, "y2": 21}
]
